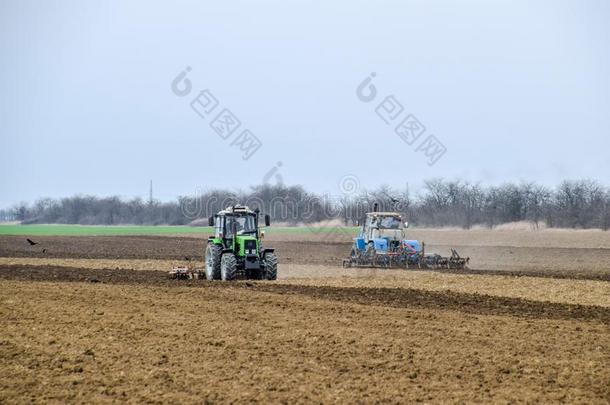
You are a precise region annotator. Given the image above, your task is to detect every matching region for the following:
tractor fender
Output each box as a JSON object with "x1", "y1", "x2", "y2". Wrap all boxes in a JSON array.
[
  {"x1": 221, "y1": 248, "x2": 234, "y2": 254},
  {"x1": 402, "y1": 239, "x2": 422, "y2": 253},
  {"x1": 261, "y1": 248, "x2": 275, "y2": 256},
  {"x1": 354, "y1": 237, "x2": 366, "y2": 251}
]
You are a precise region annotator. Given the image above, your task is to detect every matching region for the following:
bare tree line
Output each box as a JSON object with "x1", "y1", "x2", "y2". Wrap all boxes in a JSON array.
[
  {"x1": 2, "y1": 179, "x2": 609, "y2": 230},
  {"x1": 412, "y1": 179, "x2": 609, "y2": 230}
]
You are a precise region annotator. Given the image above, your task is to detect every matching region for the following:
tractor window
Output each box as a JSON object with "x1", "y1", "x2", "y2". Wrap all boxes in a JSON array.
[
  {"x1": 215, "y1": 218, "x2": 222, "y2": 237},
  {"x1": 379, "y1": 217, "x2": 401, "y2": 229},
  {"x1": 225, "y1": 215, "x2": 256, "y2": 237}
]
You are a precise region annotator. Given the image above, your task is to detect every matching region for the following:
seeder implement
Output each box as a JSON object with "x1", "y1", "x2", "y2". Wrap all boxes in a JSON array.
[{"x1": 342, "y1": 244, "x2": 469, "y2": 270}]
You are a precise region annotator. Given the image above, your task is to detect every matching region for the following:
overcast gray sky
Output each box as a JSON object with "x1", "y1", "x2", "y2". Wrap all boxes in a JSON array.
[{"x1": 1, "y1": 0, "x2": 609, "y2": 208}]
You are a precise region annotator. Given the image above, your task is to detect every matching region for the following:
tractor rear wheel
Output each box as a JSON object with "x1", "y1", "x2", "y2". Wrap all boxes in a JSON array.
[
  {"x1": 366, "y1": 242, "x2": 375, "y2": 256},
  {"x1": 205, "y1": 244, "x2": 222, "y2": 280},
  {"x1": 366, "y1": 242, "x2": 376, "y2": 266},
  {"x1": 221, "y1": 253, "x2": 237, "y2": 281},
  {"x1": 263, "y1": 252, "x2": 278, "y2": 280}
]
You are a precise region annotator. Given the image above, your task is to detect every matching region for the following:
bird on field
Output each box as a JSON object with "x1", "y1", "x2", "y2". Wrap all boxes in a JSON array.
[
  {"x1": 26, "y1": 238, "x2": 38, "y2": 246},
  {"x1": 184, "y1": 256, "x2": 190, "y2": 261},
  {"x1": 42, "y1": 248, "x2": 47, "y2": 254}
]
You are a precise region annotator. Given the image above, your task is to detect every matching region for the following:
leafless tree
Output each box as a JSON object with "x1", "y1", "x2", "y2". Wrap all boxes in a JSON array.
[{"x1": 9, "y1": 180, "x2": 610, "y2": 229}]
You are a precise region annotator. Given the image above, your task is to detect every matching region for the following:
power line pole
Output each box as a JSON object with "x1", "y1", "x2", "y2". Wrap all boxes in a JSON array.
[{"x1": 149, "y1": 180, "x2": 153, "y2": 205}]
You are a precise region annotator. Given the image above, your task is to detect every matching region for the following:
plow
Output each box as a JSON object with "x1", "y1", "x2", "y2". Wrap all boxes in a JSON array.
[{"x1": 342, "y1": 208, "x2": 469, "y2": 270}]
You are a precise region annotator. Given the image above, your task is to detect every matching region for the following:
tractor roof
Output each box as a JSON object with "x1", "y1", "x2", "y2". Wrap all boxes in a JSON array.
[
  {"x1": 366, "y1": 211, "x2": 401, "y2": 217},
  {"x1": 217, "y1": 205, "x2": 257, "y2": 216}
]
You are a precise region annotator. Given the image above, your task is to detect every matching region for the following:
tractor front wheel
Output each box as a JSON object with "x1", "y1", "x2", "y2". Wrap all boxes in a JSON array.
[
  {"x1": 221, "y1": 253, "x2": 237, "y2": 281},
  {"x1": 205, "y1": 244, "x2": 222, "y2": 280},
  {"x1": 263, "y1": 252, "x2": 278, "y2": 280}
]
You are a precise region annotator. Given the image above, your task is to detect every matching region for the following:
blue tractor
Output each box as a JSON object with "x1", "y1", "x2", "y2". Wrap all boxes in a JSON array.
[{"x1": 343, "y1": 210, "x2": 468, "y2": 269}]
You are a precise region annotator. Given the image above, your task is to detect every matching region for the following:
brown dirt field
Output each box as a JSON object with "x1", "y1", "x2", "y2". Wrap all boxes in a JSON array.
[
  {"x1": 1, "y1": 277, "x2": 609, "y2": 403},
  {"x1": 1, "y1": 266, "x2": 609, "y2": 323},
  {"x1": 2, "y1": 233, "x2": 610, "y2": 279},
  {"x1": 1, "y1": 261, "x2": 609, "y2": 308},
  {"x1": 163, "y1": 227, "x2": 610, "y2": 249},
  {"x1": 0, "y1": 235, "x2": 204, "y2": 260},
  {"x1": 277, "y1": 265, "x2": 610, "y2": 308},
  {"x1": 1, "y1": 229, "x2": 610, "y2": 402},
  {"x1": 0, "y1": 258, "x2": 194, "y2": 272}
]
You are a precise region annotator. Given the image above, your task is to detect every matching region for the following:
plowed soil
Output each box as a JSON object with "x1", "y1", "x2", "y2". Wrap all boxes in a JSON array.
[
  {"x1": 1, "y1": 230, "x2": 610, "y2": 403},
  {"x1": 2, "y1": 234, "x2": 610, "y2": 279}
]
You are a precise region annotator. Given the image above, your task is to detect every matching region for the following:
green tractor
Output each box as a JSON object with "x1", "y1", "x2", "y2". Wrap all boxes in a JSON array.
[{"x1": 205, "y1": 205, "x2": 277, "y2": 281}]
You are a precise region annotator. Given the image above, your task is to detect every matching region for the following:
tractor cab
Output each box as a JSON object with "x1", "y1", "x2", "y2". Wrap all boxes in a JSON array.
[
  {"x1": 215, "y1": 210, "x2": 257, "y2": 239},
  {"x1": 362, "y1": 212, "x2": 405, "y2": 243},
  {"x1": 354, "y1": 211, "x2": 422, "y2": 256},
  {"x1": 208, "y1": 205, "x2": 267, "y2": 253}
]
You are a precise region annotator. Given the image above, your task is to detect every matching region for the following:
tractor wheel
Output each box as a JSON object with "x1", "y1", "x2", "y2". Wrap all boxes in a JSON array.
[
  {"x1": 205, "y1": 244, "x2": 222, "y2": 280},
  {"x1": 349, "y1": 248, "x2": 359, "y2": 265},
  {"x1": 263, "y1": 252, "x2": 278, "y2": 280},
  {"x1": 366, "y1": 242, "x2": 376, "y2": 265},
  {"x1": 220, "y1": 253, "x2": 237, "y2": 281}
]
